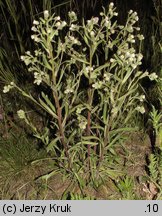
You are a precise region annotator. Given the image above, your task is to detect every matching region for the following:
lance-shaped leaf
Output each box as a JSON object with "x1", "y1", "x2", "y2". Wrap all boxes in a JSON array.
[{"x1": 39, "y1": 95, "x2": 58, "y2": 119}]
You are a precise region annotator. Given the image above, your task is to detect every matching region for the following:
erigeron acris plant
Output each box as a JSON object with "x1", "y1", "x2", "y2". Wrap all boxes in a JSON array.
[{"x1": 3, "y1": 3, "x2": 158, "y2": 185}]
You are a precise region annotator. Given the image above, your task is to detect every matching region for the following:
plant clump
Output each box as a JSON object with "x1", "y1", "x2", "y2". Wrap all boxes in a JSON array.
[{"x1": 3, "y1": 3, "x2": 159, "y2": 189}]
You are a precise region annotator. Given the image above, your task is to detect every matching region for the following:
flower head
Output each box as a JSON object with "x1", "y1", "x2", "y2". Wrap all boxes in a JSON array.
[
  {"x1": 3, "y1": 82, "x2": 15, "y2": 93},
  {"x1": 33, "y1": 20, "x2": 39, "y2": 25},
  {"x1": 149, "y1": 73, "x2": 158, "y2": 81},
  {"x1": 44, "y1": 10, "x2": 49, "y2": 19},
  {"x1": 139, "y1": 95, "x2": 145, "y2": 102},
  {"x1": 17, "y1": 109, "x2": 26, "y2": 119},
  {"x1": 68, "y1": 11, "x2": 77, "y2": 22},
  {"x1": 136, "y1": 106, "x2": 145, "y2": 114},
  {"x1": 79, "y1": 121, "x2": 87, "y2": 130}
]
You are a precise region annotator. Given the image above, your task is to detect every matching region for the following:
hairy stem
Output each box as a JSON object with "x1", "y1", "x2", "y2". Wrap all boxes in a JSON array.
[{"x1": 49, "y1": 42, "x2": 70, "y2": 168}]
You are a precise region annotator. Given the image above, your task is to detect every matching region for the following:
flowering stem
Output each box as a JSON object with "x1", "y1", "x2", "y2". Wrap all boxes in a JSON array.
[
  {"x1": 49, "y1": 42, "x2": 71, "y2": 169},
  {"x1": 53, "y1": 90, "x2": 69, "y2": 159},
  {"x1": 86, "y1": 85, "x2": 94, "y2": 163},
  {"x1": 86, "y1": 48, "x2": 95, "y2": 164},
  {"x1": 98, "y1": 116, "x2": 112, "y2": 173}
]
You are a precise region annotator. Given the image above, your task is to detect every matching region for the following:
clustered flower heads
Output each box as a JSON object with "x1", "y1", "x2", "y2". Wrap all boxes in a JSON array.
[
  {"x1": 3, "y1": 82, "x2": 15, "y2": 93},
  {"x1": 136, "y1": 106, "x2": 145, "y2": 114},
  {"x1": 65, "y1": 35, "x2": 81, "y2": 46},
  {"x1": 76, "y1": 112, "x2": 87, "y2": 130},
  {"x1": 30, "y1": 10, "x2": 68, "y2": 44},
  {"x1": 34, "y1": 71, "x2": 45, "y2": 85},
  {"x1": 3, "y1": 5, "x2": 160, "y2": 138},
  {"x1": 69, "y1": 24, "x2": 79, "y2": 31},
  {"x1": 149, "y1": 72, "x2": 158, "y2": 81},
  {"x1": 139, "y1": 95, "x2": 145, "y2": 102}
]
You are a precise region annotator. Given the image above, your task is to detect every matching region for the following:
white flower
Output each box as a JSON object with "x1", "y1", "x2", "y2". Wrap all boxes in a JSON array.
[
  {"x1": 44, "y1": 10, "x2": 49, "y2": 19},
  {"x1": 144, "y1": 71, "x2": 149, "y2": 76},
  {"x1": 20, "y1": 55, "x2": 25, "y2": 61},
  {"x1": 104, "y1": 73, "x2": 111, "y2": 81},
  {"x1": 139, "y1": 95, "x2": 145, "y2": 102},
  {"x1": 68, "y1": 11, "x2": 77, "y2": 21},
  {"x1": 149, "y1": 73, "x2": 158, "y2": 81},
  {"x1": 128, "y1": 57, "x2": 134, "y2": 62},
  {"x1": 76, "y1": 108, "x2": 81, "y2": 114},
  {"x1": 87, "y1": 19, "x2": 93, "y2": 26},
  {"x1": 137, "y1": 53, "x2": 143, "y2": 61},
  {"x1": 127, "y1": 26, "x2": 133, "y2": 33},
  {"x1": 130, "y1": 53, "x2": 135, "y2": 58},
  {"x1": 55, "y1": 22, "x2": 61, "y2": 27},
  {"x1": 3, "y1": 85, "x2": 10, "y2": 93},
  {"x1": 31, "y1": 26, "x2": 37, "y2": 32},
  {"x1": 114, "y1": 12, "x2": 118, "y2": 16},
  {"x1": 47, "y1": 28, "x2": 51, "y2": 34},
  {"x1": 93, "y1": 17, "x2": 99, "y2": 24},
  {"x1": 120, "y1": 55, "x2": 124, "y2": 59},
  {"x1": 110, "y1": 58, "x2": 115, "y2": 63},
  {"x1": 31, "y1": 34, "x2": 40, "y2": 42},
  {"x1": 90, "y1": 31, "x2": 95, "y2": 37},
  {"x1": 33, "y1": 72, "x2": 43, "y2": 85},
  {"x1": 125, "y1": 52, "x2": 130, "y2": 57},
  {"x1": 109, "y1": 2, "x2": 114, "y2": 8},
  {"x1": 3, "y1": 82, "x2": 15, "y2": 93},
  {"x1": 136, "y1": 27, "x2": 140, "y2": 31},
  {"x1": 55, "y1": 16, "x2": 60, "y2": 21},
  {"x1": 17, "y1": 109, "x2": 26, "y2": 119},
  {"x1": 111, "y1": 29, "x2": 115, "y2": 34},
  {"x1": 64, "y1": 88, "x2": 74, "y2": 94},
  {"x1": 69, "y1": 24, "x2": 78, "y2": 31},
  {"x1": 69, "y1": 11, "x2": 76, "y2": 17},
  {"x1": 57, "y1": 23, "x2": 66, "y2": 31},
  {"x1": 136, "y1": 106, "x2": 145, "y2": 114},
  {"x1": 132, "y1": 64, "x2": 137, "y2": 69},
  {"x1": 33, "y1": 20, "x2": 39, "y2": 25},
  {"x1": 137, "y1": 34, "x2": 144, "y2": 40},
  {"x1": 79, "y1": 121, "x2": 87, "y2": 130},
  {"x1": 135, "y1": 16, "x2": 139, "y2": 21},
  {"x1": 34, "y1": 79, "x2": 42, "y2": 85},
  {"x1": 62, "y1": 21, "x2": 67, "y2": 27},
  {"x1": 92, "y1": 81, "x2": 103, "y2": 89},
  {"x1": 26, "y1": 51, "x2": 31, "y2": 55},
  {"x1": 85, "y1": 66, "x2": 93, "y2": 73}
]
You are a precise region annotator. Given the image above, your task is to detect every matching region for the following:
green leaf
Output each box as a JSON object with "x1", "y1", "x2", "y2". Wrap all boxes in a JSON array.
[
  {"x1": 47, "y1": 137, "x2": 61, "y2": 152},
  {"x1": 78, "y1": 141, "x2": 98, "y2": 146},
  {"x1": 93, "y1": 62, "x2": 110, "y2": 74},
  {"x1": 121, "y1": 69, "x2": 132, "y2": 84},
  {"x1": 41, "y1": 92, "x2": 56, "y2": 112},
  {"x1": 39, "y1": 96, "x2": 58, "y2": 119},
  {"x1": 82, "y1": 136, "x2": 101, "y2": 142},
  {"x1": 109, "y1": 127, "x2": 137, "y2": 135},
  {"x1": 36, "y1": 169, "x2": 59, "y2": 181},
  {"x1": 42, "y1": 53, "x2": 52, "y2": 70},
  {"x1": 67, "y1": 130, "x2": 77, "y2": 144}
]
